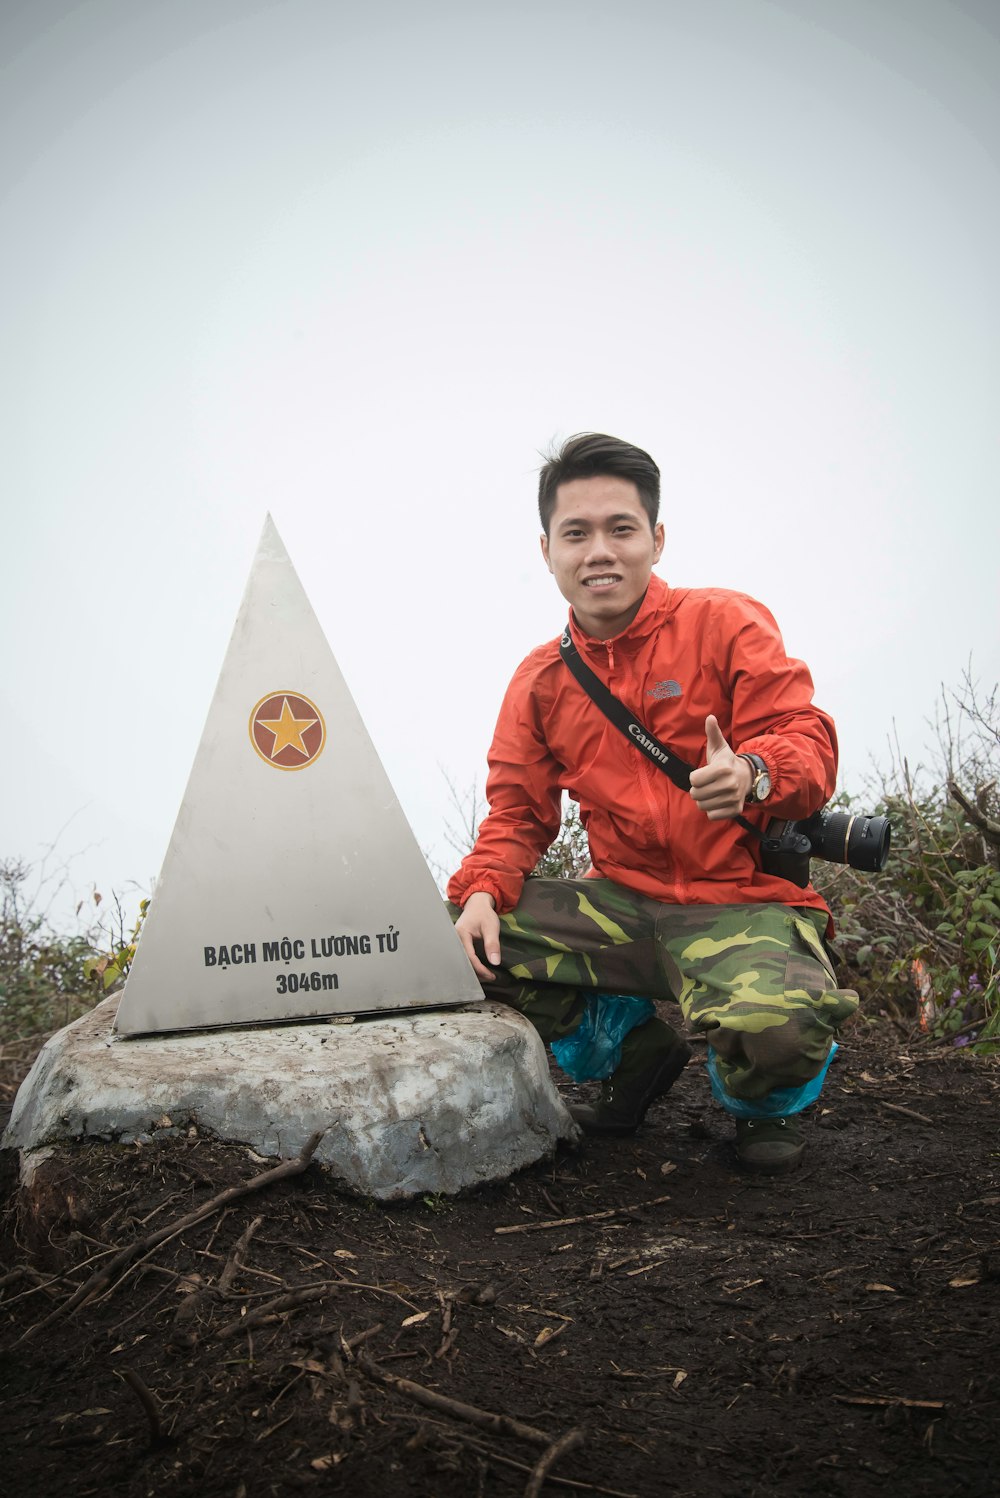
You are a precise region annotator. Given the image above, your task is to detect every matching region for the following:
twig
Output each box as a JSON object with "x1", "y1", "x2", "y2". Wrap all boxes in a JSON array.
[
  {"x1": 17, "y1": 1131, "x2": 324, "y2": 1344},
  {"x1": 458, "y1": 1434, "x2": 636, "y2": 1497},
  {"x1": 435, "y1": 1291, "x2": 457, "y2": 1360},
  {"x1": 216, "y1": 1281, "x2": 337, "y2": 1340},
  {"x1": 119, "y1": 1369, "x2": 166, "y2": 1446},
  {"x1": 218, "y1": 1215, "x2": 264, "y2": 1294},
  {"x1": 356, "y1": 1352, "x2": 556, "y2": 1446},
  {"x1": 0, "y1": 1265, "x2": 59, "y2": 1298},
  {"x1": 832, "y1": 1394, "x2": 944, "y2": 1410},
  {"x1": 495, "y1": 1196, "x2": 671, "y2": 1235},
  {"x1": 880, "y1": 1101, "x2": 934, "y2": 1126},
  {"x1": 948, "y1": 779, "x2": 1000, "y2": 847},
  {"x1": 525, "y1": 1427, "x2": 587, "y2": 1497},
  {"x1": 343, "y1": 1322, "x2": 384, "y2": 1350}
]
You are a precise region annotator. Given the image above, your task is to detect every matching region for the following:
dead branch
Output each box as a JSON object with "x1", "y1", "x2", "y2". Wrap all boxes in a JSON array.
[
  {"x1": 216, "y1": 1281, "x2": 337, "y2": 1340},
  {"x1": 16, "y1": 1130, "x2": 324, "y2": 1344},
  {"x1": 0, "y1": 1265, "x2": 57, "y2": 1296},
  {"x1": 948, "y1": 778, "x2": 1000, "y2": 848},
  {"x1": 495, "y1": 1195, "x2": 671, "y2": 1235},
  {"x1": 356, "y1": 1352, "x2": 558, "y2": 1447},
  {"x1": 217, "y1": 1214, "x2": 264, "y2": 1294},
  {"x1": 343, "y1": 1322, "x2": 384, "y2": 1351},
  {"x1": 456, "y1": 1433, "x2": 634, "y2": 1497},
  {"x1": 119, "y1": 1369, "x2": 167, "y2": 1447},
  {"x1": 880, "y1": 1101, "x2": 934, "y2": 1126},
  {"x1": 525, "y1": 1426, "x2": 587, "y2": 1497},
  {"x1": 832, "y1": 1394, "x2": 944, "y2": 1410}
]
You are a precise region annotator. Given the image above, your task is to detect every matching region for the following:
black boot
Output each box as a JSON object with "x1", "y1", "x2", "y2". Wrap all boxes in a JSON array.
[
  {"x1": 735, "y1": 1116, "x2": 805, "y2": 1173},
  {"x1": 568, "y1": 1019, "x2": 692, "y2": 1135}
]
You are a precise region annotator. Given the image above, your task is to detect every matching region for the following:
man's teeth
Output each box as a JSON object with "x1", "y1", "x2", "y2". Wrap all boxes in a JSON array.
[{"x1": 584, "y1": 576, "x2": 619, "y2": 588}]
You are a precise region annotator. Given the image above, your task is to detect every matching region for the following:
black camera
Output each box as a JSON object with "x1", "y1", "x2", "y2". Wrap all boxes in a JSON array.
[{"x1": 760, "y1": 808, "x2": 892, "y2": 888}]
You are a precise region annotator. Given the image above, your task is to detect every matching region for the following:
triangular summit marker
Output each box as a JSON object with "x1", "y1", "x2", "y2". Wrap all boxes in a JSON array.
[{"x1": 114, "y1": 517, "x2": 482, "y2": 1036}]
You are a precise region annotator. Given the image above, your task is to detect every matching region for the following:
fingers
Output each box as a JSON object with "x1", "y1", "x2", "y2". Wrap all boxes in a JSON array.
[
  {"x1": 459, "y1": 926, "x2": 497, "y2": 982},
  {"x1": 704, "y1": 714, "x2": 728, "y2": 758},
  {"x1": 689, "y1": 755, "x2": 746, "y2": 818},
  {"x1": 690, "y1": 786, "x2": 743, "y2": 818},
  {"x1": 455, "y1": 899, "x2": 502, "y2": 983},
  {"x1": 689, "y1": 715, "x2": 744, "y2": 817}
]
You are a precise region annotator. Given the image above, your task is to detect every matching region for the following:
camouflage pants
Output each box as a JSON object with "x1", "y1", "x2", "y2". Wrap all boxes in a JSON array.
[{"x1": 449, "y1": 878, "x2": 858, "y2": 1103}]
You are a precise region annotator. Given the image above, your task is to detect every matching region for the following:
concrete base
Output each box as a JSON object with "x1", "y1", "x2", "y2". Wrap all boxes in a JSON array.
[{"x1": 2, "y1": 997, "x2": 579, "y2": 1200}]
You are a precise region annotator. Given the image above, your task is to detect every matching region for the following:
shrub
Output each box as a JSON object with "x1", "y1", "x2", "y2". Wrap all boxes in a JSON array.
[
  {"x1": 814, "y1": 675, "x2": 1000, "y2": 1052},
  {"x1": 0, "y1": 860, "x2": 147, "y2": 1103}
]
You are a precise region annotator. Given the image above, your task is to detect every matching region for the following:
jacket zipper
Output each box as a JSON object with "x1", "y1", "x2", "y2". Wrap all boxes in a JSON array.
[{"x1": 602, "y1": 641, "x2": 673, "y2": 875}]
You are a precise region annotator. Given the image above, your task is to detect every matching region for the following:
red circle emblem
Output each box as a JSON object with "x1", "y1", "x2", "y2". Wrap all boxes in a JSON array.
[{"x1": 249, "y1": 692, "x2": 326, "y2": 771}]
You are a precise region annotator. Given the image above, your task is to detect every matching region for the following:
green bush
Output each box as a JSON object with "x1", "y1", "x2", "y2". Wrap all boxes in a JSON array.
[
  {"x1": 0, "y1": 860, "x2": 147, "y2": 1103},
  {"x1": 0, "y1": 859, "x2": 97, "y2": 1039},
  {"x1": 815, "y1": 676, "x2": 999, "y2": 1052}
]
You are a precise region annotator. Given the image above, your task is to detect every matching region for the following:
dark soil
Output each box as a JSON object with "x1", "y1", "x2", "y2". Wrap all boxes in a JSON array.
[{"x1": 2, "y1": 1016, "x2": 999, "y2": 1498}]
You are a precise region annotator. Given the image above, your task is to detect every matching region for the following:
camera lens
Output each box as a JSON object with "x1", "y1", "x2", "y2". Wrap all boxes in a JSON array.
[{"x1": 807, "y1": 810, "x2": 891, "y2": 871}]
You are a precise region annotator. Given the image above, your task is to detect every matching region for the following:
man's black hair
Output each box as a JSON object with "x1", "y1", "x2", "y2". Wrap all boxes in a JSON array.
[{"x1": 538, "y1": 433, "x2": 660, "y2": 535}]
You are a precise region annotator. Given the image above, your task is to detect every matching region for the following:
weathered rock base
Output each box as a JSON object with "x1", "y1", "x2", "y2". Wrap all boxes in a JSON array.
[{"x1": 2, "y1": 996, "x2": 579, "y2": 1201}]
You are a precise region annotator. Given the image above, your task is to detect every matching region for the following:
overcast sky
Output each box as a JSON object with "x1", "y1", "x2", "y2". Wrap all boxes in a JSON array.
[{"x1": 3, "y1": 0, "x2": 998, "y2": 929}]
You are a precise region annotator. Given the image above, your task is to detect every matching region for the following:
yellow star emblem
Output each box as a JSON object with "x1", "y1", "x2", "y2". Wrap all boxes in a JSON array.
[{"x1": 257, "y1": 697, "x2": 319, "y2": 759}]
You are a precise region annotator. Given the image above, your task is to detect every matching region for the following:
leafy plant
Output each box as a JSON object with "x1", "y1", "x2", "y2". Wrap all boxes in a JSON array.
[
  {"x1": 815, "y1": 671, "x2": 1000, "y2": 1051},
  {"x1": 83, "y1": 897, "x2": 149, "y2": 993},
  {"x1": 0, "y1": 858, "x2": 151, "y2": 1103}
]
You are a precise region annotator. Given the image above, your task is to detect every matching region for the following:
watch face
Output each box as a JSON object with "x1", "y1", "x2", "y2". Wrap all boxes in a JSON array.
[{"x1": 756, "y1": 771, "x2": 772, "y2": 801}]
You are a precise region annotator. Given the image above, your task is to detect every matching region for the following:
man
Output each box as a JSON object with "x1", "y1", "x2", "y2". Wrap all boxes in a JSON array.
[{"x1": 448, "y1": 434, "x2": 857, "y2": 1173}]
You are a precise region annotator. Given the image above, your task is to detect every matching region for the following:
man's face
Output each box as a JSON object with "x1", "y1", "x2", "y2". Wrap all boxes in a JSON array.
[{"x1": 541, "y1": 475, "x2": 664, "y2": 640}]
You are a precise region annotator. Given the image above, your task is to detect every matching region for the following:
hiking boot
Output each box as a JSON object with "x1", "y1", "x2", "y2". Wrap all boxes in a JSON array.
[
  {"x1": 735, "y1": 1116, "x2": 805, "y2": 1175},
  {"x1": 568, "y1": 1020, "x2": 692, "y2": 1136}
]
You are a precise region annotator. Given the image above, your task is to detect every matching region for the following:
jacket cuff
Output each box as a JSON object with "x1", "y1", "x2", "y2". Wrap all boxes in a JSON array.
[{"x1": 460, "y1": 879, "x2": 509, "y2": 913}]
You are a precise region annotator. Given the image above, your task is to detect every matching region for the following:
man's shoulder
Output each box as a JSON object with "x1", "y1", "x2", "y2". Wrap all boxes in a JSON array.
[
  {"x1": 506, "y1": 634, "x2": 564, "y2": 689},
  {"x1": 670, "y1": 586, "x2": 778, "y2": 632},
  {"x1": 671, "y1": 585, "x2": 767, "y2": 612}
]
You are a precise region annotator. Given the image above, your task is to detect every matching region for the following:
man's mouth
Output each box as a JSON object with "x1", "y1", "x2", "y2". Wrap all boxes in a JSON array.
[{"x1": 582, "y1": 575, "x2": 621, "y2": 590}]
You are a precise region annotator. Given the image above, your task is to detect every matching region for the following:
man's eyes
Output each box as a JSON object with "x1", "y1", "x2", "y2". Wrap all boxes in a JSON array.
[{"x1": 563, "y1": 525, "x2": 635, "y2": 539}]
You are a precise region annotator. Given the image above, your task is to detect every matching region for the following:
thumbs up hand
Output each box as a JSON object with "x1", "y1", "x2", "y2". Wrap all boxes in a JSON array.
[{"x1": 689, "y1": 715, "x2": 754, "y2": 820}]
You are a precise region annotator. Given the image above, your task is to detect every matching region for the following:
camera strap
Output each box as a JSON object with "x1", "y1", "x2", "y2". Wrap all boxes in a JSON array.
[{"x1": 559, "y1": 628, "x2": 763, "y2": 841}]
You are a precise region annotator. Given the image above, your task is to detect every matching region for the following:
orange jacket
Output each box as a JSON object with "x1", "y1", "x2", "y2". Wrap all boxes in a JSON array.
[{"x1": 448, "y1": 574, "x2": 838, "y2": 918}]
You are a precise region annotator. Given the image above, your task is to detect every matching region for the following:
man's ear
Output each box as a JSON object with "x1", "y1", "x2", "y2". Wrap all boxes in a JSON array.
[
  {"x1": 540, "y1": 532, "x2": 553, "y2": 572},
  {"x1": 652, "y1": 522, "x2": 665, "y2": 564}
]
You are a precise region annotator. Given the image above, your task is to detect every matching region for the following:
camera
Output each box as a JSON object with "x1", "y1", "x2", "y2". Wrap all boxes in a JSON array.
[{"x1": 760, "y1": 807, "x2": 892, "y2": 888}]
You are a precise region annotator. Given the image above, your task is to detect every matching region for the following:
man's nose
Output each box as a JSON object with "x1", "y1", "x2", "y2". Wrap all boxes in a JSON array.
[{"x1": 584, "y1": 531, "x2": 616, "y2": 562}]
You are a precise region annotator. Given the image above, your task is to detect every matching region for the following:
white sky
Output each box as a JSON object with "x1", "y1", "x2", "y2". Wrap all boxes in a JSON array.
[{"x1": 3, "y1": 0, "x2": 998, "y2": 928}]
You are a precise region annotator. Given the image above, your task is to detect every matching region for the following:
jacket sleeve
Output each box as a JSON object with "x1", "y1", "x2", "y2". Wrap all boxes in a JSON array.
[
  {"x1": 719, "y1": 596, "x2": 838, "y2": 819},
  {"x1": 446, "y1": 663, "x2": 564, "y2": 914}
]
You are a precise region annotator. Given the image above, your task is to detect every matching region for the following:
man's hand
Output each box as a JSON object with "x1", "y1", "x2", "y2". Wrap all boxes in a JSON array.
[
  {"x1": 454, "y1": 890, "x2": 502, "y2": 982},
  {"x1": 688, "y1": 715, "x2": 753, "y2": 820}
]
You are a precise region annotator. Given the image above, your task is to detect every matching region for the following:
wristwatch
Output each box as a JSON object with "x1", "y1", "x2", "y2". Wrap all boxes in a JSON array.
[{"x1": 740, "y1": 753, "x2": 772, "y2": 804}]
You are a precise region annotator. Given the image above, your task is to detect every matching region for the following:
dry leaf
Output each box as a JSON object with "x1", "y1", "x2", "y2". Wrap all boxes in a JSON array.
[
  {"x1": 949, "y1": 1275, "x2": 980, "y2": 1288},
  {"x1": 534, "y1": 1323, "x2": 567, "y2": 1349},
  {"x1": 636, "y1": 1166, "x2": 647, "y2": 1179},
  {"x1": 865, "y1": 1284, "x2": 897, "y2": 1293},
  {"x1": 333, "y1": 1248, "x2": 356, "y2": 1258},
  {"x1": 660, "y1": 1162, "x2": 677, "y2": 1176},
  {"x1": 401, "y1": 1311, "x2": 430, "y2": 1327},
  {"x1": 310, "y1": 1454, "x2": 343, "y2": 1470},
  {"x1": 672, "y1": 1371, "x2": 687, "y2": 1390}
]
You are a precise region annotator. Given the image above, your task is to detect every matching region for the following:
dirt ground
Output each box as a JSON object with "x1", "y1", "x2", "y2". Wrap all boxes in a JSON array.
[{"x1": 2, "y1": 1012, "x2": 999, "y2": 1498}]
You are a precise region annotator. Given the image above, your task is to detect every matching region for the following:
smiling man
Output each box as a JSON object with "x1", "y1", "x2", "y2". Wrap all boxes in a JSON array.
[{"x1": 448, "y1": 433, "x2": 857, "y2": 1173}]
